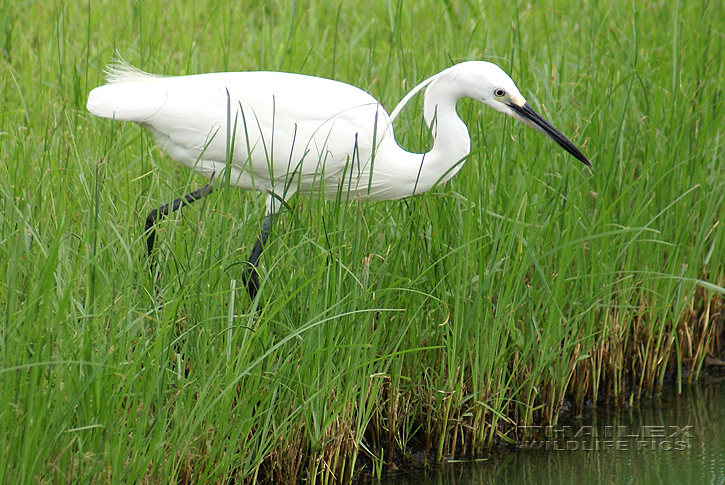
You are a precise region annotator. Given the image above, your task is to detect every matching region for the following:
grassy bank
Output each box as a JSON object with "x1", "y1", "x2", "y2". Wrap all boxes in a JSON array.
[{"x1": 2, "y1": 0, "x2": 724, "y2": 482}]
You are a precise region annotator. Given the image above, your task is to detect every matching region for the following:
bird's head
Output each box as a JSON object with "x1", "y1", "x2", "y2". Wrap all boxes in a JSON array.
[{"x1": 448, "y1": 61, "x2": 591, "y2": 167}]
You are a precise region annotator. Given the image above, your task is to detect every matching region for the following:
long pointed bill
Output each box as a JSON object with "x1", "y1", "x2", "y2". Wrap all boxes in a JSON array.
[{"x1": 508, "y1": 101, "x2": 591, "y2": 167}]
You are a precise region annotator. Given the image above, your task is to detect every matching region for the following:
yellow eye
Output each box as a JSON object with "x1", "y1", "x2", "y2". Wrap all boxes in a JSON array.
[{"x1": 494, "y1": 88, "x2": 506, "y2": 97}]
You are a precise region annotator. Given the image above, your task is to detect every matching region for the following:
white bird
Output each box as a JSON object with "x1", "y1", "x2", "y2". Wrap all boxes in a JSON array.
[{"x1": 87, "y1": 60, "x2": 590, "y2": 298}]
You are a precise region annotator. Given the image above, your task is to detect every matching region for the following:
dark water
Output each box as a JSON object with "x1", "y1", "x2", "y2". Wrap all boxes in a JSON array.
[{"x1": 379, "y1": 379, "x2": 725, "y2": 484}]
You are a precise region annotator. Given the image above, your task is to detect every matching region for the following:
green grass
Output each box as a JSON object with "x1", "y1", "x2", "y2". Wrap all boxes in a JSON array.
[{"x1": 1, "y1": 0, "x2": 724, "y2": 483}]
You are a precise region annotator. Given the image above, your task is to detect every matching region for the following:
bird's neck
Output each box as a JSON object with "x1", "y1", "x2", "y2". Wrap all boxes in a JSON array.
[
  {"x1": 400, "y1": 83, "x2": 471, "y2": 195},
  {"x1": 366, "y1": 81, "x2": 471, "y2": 201}
]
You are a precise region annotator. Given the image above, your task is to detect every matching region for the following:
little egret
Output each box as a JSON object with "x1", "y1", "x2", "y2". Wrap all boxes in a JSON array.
[{"x1": 87, "y1": 60, "x2": 590, "y2": 298}]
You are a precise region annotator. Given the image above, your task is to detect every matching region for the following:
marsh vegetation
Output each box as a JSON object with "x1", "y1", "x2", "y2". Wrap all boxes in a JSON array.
[{"x1": 1, "y1": 0, "x2": 723, "y2": 482}]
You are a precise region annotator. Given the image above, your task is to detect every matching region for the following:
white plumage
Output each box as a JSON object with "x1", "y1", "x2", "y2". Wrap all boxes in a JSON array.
[
  {"x1": 87, "y1": 60, "x2": 588, "y2": 214},
  {"x1": 87, "y1": 60, "x2": 590, "y2": 297}
]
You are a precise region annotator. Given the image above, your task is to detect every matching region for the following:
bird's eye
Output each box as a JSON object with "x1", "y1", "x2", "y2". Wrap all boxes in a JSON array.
[{"x1": 494, "y1": 88, "x2": 506, "y2": 97}]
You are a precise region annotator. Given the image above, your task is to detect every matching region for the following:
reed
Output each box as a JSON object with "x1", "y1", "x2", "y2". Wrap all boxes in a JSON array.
[{"x1": 1, "y1": 0, "x2": 723, "y2": 482}]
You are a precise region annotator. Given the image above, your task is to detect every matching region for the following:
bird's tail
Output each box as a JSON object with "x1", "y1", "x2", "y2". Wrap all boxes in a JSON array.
[
  {"x1": 86, "y1": 59, "x2": 168, "y2": 122},
  {"x1": 103, "y1": 58, "x2": 161, "y2": 84}
]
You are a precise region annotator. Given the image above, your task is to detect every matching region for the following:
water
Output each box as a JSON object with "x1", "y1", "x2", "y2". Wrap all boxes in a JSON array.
[{"x1": 378, "y1": 380, "x2": 725, "y2": 484}]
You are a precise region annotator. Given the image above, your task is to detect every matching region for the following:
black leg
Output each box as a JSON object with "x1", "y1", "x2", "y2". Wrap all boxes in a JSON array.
[
  {"x1": 242, "y1": 214, "x2": 272, "y2": 299},
  {"x1": 144, "y1": 183, "x2": 214, "y2": 256},
  {"x1": 144, "y1": 183, "x2": 272, "y2": 300}
]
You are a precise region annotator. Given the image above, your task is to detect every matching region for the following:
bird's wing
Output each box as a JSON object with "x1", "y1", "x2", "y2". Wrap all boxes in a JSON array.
[{"x1": 87, "y1": 68, "x2": 394, "y2": 198}]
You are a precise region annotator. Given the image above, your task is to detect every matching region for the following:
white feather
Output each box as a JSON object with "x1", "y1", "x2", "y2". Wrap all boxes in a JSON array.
[{"x1": 87, "y1": 60, "x2": 588, "y2": 214}]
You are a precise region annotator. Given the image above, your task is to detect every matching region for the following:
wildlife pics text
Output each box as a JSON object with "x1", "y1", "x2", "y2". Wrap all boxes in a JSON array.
[{"x1": 1, "y1": 0, "x2": 723, "y2": 483}]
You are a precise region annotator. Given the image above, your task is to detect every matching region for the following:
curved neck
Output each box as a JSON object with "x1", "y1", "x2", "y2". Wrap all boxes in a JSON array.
[
  {"x1": 423, "y1": 80, "x2": 471, "y2": 183},
  {"x1": 393, "y1": 80, "x2": 471, "y2": 196}
]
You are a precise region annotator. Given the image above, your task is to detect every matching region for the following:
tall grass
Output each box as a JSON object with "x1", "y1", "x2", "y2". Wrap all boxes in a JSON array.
[{"x1": 1, "y1": 0, "x2": 724, "y2": 482}]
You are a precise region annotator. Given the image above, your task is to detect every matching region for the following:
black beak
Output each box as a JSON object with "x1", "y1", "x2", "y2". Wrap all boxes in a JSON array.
[{"x1": 508, "y1": 101, "x2": 591, "y2": 167}]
